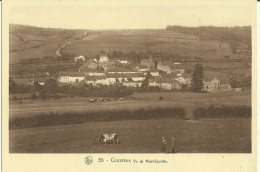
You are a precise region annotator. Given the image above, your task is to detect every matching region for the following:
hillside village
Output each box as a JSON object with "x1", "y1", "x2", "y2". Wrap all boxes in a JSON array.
[{"x1": 18, "y1": 53, "x2": 233, "y2": 93}]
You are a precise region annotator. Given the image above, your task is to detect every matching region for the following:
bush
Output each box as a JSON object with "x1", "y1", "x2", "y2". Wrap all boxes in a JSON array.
[
  {"x1": 9, "y1": 107, "x2": 185, "y2": 130},
  {"x1": 159, "y1": 96, "x2": 163, "y2": 101},
  {"x1": 193, "y1": 105, "x2": 251, "y2": 119}
]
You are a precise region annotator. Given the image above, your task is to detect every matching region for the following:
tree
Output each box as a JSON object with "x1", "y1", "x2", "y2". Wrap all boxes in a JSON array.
[
  {"x1": 141, "y1": 73, "x2": 152, "y2": 88},
  {"x1": 44, "y1": 78, "x2": 58, "y2": 94},
  {"x1": 191, "y1": 63, "x2": 204, "y2": 92}
]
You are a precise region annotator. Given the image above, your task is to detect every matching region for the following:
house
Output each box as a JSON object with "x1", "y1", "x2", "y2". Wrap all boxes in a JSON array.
[
  {"x1": 99, "y1": 54, "x2": 109, "y2": 63},
  {"x1": 135, "y1": 65, "x2": 149, "y2": 72},
  {"x1": 105, "y1": 73, "x2": 118, "y2": 85},
  {"x1": 74, "y1": 55, "x2": 86, "y2": 62},
  {"x1": 128, "y1": 73, "x2": 145, "y2": 81},
  {"x1": 160, "y1": 78, "x2": 181, "y2": 90},
  {"x1": 175, "y1": 76, "x2": 186, "y2": 84},
  {"x1": 149, "y1": 70, "x2": 160, "y2": 76},
  {"x1": 156, "y1": 61, "x2": 171, "y2": 74},
  {"x1": 220, "y1": 84, "x2": 232, "y2": 91},
  {"x1": 117, "y1": 60, "x2": 128, "y2": 64},
  {"x1": 122, "y1": 81, "x2": 142, "y2": 87},
  {"x1": 80, "y1": 58, "x2": 98, "y2": 70},
  {"x1": 58, "y1": 71, "x2": 85, "y2": 83},
  {"x1": 141, "y1": 55, "x2": 155, "y2": 70},
  {"x1": 203, "y1": 78, "x2": 221, "y2": 92},
  {"x1": 175, "y1": 74, "x2": 191, "y2": 85}
]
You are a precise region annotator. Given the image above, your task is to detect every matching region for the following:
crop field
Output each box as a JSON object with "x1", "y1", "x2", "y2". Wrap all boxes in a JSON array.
[
  {"x1": 62, "y1": 30, "x2": 234, "y2": 60},
  {"x1": 9, "y1": 118, "x2": 251, "y2": 153}
]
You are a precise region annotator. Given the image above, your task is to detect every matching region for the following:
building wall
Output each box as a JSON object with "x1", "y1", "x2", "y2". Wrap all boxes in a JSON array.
[
  {"x1": 132, "y1": 77, "x2": 145, "y2": 81},
  {"x1": 59, "y1": 76, "x2": 84, "y2": 83}
]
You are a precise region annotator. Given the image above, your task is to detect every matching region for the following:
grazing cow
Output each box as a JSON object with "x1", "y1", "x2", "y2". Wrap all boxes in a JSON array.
[{"x1": 98, "y1": 133, "x2": 118, "y2": 145}]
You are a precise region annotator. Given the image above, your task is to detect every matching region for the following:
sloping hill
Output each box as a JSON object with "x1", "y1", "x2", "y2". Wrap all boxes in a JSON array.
[
  {"x1": 9, "y1": 25, "x2": 251, "y2": 64},
  {"x1": 9, "y1": 24, "x2": 87, "y2": 64}
]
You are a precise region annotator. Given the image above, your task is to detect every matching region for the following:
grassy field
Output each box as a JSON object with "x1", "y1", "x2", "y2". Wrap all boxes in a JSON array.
[
  {"x1": 62, "y1": 29, "x2": 235, "y2": 60},
  {"x1": 9, "y1": 91, "x2": 251, "y2": 118},
  {"x1": 9, "y1": 118, "x2": 251, "y2": 153},
  {"x1": 9, "y1": 24, "x2": 86, "y2": 64}
]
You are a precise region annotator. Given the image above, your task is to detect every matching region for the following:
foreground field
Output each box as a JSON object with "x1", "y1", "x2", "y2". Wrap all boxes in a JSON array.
[{"x1": 9, "y1": 118, "x2": 251, "y2": 153}]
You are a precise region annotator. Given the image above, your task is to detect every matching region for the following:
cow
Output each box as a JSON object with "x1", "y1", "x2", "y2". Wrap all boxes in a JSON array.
[{"x1": 98, "y1": 133, "x2": 118, "y2": 145}]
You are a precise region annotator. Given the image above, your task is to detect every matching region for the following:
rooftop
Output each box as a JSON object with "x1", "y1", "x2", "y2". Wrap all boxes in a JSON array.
[{"x1": 59, "y1": 71, "x2": 85, "y2": 77}]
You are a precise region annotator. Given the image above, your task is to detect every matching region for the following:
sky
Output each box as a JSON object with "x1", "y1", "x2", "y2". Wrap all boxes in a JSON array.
[{"x1": 7, "y1": 0, "x2": 254, "y2": 30}]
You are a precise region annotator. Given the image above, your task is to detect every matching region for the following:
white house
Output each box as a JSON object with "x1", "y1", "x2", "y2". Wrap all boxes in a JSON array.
[
  {"x1": 99, "y1": 54, "x2": 109, "y2": 63},
  {"x1": 128, "y1": 73, "x2": 145, "y2": 81},
  {"x1": 58, "y1": 71, "x2": 85, "y2": 83},
  {"x1": 117, "y1": 60, "x2": 128, "y2": 64},
  {"x1": 135, "y1": 65, "x2": 149, "y2": 72},
  {"x1": 122, "y1": 81, "x2": 142, "y2": 87},
  {"x1": 74, "y1": 55, "x2": 86, "y2": 62}
]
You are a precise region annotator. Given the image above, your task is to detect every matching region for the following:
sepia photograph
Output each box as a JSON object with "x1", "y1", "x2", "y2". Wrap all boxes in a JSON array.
[
  {"x1": 7, "y1": 1, "x2": 254, "y2": 154},
  {"x1": 2, "y1": 0, "x2": 258, "y2": 171}
]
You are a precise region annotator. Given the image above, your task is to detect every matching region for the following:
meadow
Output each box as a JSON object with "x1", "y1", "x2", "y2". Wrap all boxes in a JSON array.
[
  {"x1": 9, "y1": 118, "x2": 251, "y2": 153},
  {"x1": 9, "y1": 91, "x2": 251, "y2": 118}
]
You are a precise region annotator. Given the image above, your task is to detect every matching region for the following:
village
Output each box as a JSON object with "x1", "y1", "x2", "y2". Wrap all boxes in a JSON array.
[
  {"x1": 57, "y1": 54, "x2": 233, "y2": 92},
  {"x1": 10, "y1": 53, "x2": 235, "y2": 94}
]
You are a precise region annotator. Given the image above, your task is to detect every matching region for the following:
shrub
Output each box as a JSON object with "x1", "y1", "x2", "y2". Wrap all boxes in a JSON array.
[
  {"x1": 9, "y1": 107, "x2": 185, "y2": 130},
  {"x1": 193, "y1": 105, "x2": 251, "y2": 119},
  {"x1": 159, "y1": 96, "x2": 163, "y2": 101}
]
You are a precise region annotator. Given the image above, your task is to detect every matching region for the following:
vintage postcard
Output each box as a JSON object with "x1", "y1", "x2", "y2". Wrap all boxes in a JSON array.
[{"x1": 2, "y1": 0, "x2": 258, "y2": 171}]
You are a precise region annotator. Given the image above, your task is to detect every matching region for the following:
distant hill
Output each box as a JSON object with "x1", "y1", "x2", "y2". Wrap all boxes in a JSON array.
[
  {"x1": 9, "y1": 24, "x2": 88, "y2": 64},
  {"x1": 166, "y1": 25, "x2": 251, "y2": 53},
  {"x1": 9, "y1": 24, "x2": 251, "y2": 64}
]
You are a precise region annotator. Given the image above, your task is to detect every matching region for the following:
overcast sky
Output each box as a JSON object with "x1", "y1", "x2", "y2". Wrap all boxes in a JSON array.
[{"x1": 8, "y1": 0, "x2": 254, "y2": 29}]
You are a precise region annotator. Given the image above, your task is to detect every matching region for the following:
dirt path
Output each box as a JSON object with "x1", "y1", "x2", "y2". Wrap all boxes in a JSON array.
[{"x1": 56, "y1": 41, "x2": 71, "y2": 56}]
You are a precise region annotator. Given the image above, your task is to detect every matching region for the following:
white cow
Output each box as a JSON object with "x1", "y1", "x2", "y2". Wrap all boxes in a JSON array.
[{"x1": 98, "y1": 133, "x2": 118, "y2": 145}]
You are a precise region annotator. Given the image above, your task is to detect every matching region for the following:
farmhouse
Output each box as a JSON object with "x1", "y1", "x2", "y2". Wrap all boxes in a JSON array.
[
  {"x1": 203, "y1": 78, "x2": 220, "y2": 92},
  {"x1": 58, "y1": 71, "x2": 85, "y2": 83},
  {"x1": 74, "y1": 55, "x2": 86, "y2": 62},
  {"x1": 99, "y1": 54, "x2": 109, "y2": 63}
]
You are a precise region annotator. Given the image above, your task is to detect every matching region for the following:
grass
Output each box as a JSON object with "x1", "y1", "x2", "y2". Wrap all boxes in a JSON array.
[
  {"x1": 9, "y1": 118, "x2": 251, "y2": 153},
  {"x1": 62, "y1": 29, "x2": 234, "y2": 60}
]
